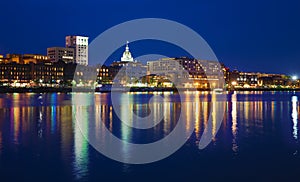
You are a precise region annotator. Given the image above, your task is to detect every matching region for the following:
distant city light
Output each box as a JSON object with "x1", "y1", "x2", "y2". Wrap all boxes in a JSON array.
[
  {"x1": 231, "y1": 81, "x2": 237, "y2": 86},
  {"x1": 292, "y1": 75, "x2": 298, "y2": 80}
]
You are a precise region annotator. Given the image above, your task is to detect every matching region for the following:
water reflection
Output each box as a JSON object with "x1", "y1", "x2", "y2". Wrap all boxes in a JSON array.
[
  {"x1": 73, "y1": 117, "x2": 89, "y2": 180},
  {"x1": 72, "y1": 91, "x2": 228, "y2": 164},
  {"x1": 120, "y1": 101, "x2": 132, "y2": 142},
  {"x1": 37, "y1": 109, "x2": 43, "y2": 138},
  {"x1": 292, "y1": 96, "x2": 298, "y2": 140},
  {"x1": 231, "y1": 92, "x2": 238, "y2": 154},
  {"x1": 72, "y1": 104, "x2": 89, "y2": 180},
  {"x1": 11, "y1": 107, "x2": 20, "y2": 144},
  {"x1": 0, "y1": 92, "x2": 300, "y2": 180}
]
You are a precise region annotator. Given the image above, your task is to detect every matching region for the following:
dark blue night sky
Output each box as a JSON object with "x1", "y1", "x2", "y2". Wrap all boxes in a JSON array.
[{"x1": 0, "y1": 0, "x2": 300, "y2": 75}]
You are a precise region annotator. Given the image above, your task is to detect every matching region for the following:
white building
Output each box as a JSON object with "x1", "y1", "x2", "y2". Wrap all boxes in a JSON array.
[
  {"x1": 65, "y1": 36, "x2": 89, "y2": 66},
  {"x1": 47, "y1": 47, "x2": 74, "y2": 63},
  {"x1": 147, "y1": 58, "x2": 191, "y2": 87},
  {"x1": 121, "y1": 41, "x2": 134, "y2": 62},
  {"x1": 147, "y1": 58, "x2": 188, "y2": 77},
  {"x1": 147, "y1": 57, "x2": 224, "y2": 88}
]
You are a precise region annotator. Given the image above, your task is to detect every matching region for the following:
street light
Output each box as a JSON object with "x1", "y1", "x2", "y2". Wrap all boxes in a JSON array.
[
  {"x1": 292, "y1": 75, "x2": 298, "y2": 81},
  {"x1": 231, "y1": 81, "x2": 237, "y2": 86}
]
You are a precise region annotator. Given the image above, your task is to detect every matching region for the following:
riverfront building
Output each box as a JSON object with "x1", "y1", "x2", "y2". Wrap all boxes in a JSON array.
[
  {"x1": 66, "y1": 36, "x2": 89, "y2": 66},
  {"x1": 47, "y1": 47, "x2": 75, "y2": 63}
]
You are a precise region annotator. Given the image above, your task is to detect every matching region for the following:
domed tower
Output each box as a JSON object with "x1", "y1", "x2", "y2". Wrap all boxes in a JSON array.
[{"x1": 121, "y1": 41, "x2": 134, "y2": 62}]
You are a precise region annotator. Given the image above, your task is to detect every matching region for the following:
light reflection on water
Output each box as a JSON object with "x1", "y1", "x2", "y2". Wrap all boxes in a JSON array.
[
  {"x1": 73, "y1": 105, "x2": 89, "y2": 180},
  {"x1": 231, "y1": 92, "x2": 238, "y2": 154},
  {"x1": 292, "y1": 96, "x2": 298, "y2": 140},
  {"x1": 0, "y1": 92, "x2": 299, "y2": 181}
]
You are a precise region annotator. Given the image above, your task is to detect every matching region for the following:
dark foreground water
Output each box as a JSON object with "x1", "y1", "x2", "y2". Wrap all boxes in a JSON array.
[{"x1": 0, "y1": 91, "x2": 299, "y2": 182}]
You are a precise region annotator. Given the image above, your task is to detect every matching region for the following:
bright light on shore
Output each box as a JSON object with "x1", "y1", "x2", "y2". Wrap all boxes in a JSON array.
[
  {"x1": 231, "y1": 81, "x2": 237, "y2": 86},
  {"x1": 292, "y1": 76, "x2": 298, "y2": 80}
]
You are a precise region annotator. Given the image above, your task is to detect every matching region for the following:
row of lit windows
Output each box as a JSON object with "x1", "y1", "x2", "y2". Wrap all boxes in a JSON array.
[
  {"x1": 101, "y1": 69, "x2": 108, "y2": 72},
  {"x1": 0, "y1": 71, "x2": 29, "y2": 75},
  {"x1": 0, "y1": 67, "x2": 29, "y2": 70},
  {"x1": 32, "y1": 76, "x2": 61, "y2": 79},
  {"x1": 34, "y1": 72, "x2": 64, "y2": 75},
  {"x1": 1, "y1": 72, "x2": 67, "y2": 77},
  {"x1": 99, "y1": 73, "x2": 109, "y2": 76},
  {"x1": 0, "y1": 76, "x2": 29, "y2": 79},
  {"x1": 237, "y1": 77, "x2": 258, "y2": 81},
  {"x1": 35, "y1": 67, "x2": 64, "y2": 71}
]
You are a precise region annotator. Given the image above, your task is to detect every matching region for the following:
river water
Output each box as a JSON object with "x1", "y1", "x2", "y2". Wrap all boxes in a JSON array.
[{"x1": 0, "y1": 91, "x2": 299, "y2": 181}]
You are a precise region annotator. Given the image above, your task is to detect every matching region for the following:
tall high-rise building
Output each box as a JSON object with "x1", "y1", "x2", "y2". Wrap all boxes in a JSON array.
[
  {"x1": 65, "y1": 36, "x2": 89, "y2": 66},
  {"x1": 47, "y1": 47, "x2": 74, "y2": 63}
]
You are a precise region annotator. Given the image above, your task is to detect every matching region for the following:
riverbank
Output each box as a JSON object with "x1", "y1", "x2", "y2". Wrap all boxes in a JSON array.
[
  {"x1": 233, "y1": 87, "x2": 300, "y2": 91},
  {"x1": 0, "y1": 87, "x2": 77, "y2": 93},
  {"x1": 1, "y1": 86, "x2": 300, "y2": 93}
]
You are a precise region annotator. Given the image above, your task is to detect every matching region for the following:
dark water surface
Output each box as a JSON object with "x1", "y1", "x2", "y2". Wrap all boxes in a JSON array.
[{"x1": 0, "y1": 91, "x2": 299, "y2": 181}]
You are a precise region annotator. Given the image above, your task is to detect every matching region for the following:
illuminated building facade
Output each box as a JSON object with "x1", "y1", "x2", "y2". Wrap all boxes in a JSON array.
[
  {"x1": 110, "y1": 42, "x2": 147, "y2": 85},
  {"x1": 229, "y1": 71, "x2": 258, "y2": 88},
  {"x1": 229, "y1": 71, "x2": 292, "y2": 88},
  {"x1": 66, "y1": 36, "x2": 89, "y2": 66},
  {"x1": 0, "y1": 55, "x2": 9, "y2": 64},
  {"x1": 32, "y1": 61, "x2": 65, "y2": 83},
  {"x1": 0, "y1": 61, "x2": 66, "y2": 85},
  {"x1": 0, "y1": 62, "x2": 31, "y2": 83},
  {"x1": 96, "y1": 65, "x2": 118, "y2": 84},
  {"x1": 257, "y1": 73, "x2": 289, "y2": 87},
  {"x1": 23, "y1": 54, "x2": 49, "y2": 64},
  {"x1": 5, "y1": 54, "x2": 23, "y2": 63},
  {"x1": 238, "y1": 72, "x2": 258, "y2": 87},
  {"x1": 147, "y1": 58, "x2": 189, "y2": 78},
  {"x1": 4, "y1": 54, "x2": 49, "y2": 64},
  {"x1": 47, "y1": 47, "x2": 75, "y2": 63},
  {"x1": 147, "y1": 57, "x2": 223, "y2": 88}
]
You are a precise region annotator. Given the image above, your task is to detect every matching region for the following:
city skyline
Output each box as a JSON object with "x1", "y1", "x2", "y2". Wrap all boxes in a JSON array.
[
  {"x1": 1, "y1": 40, "x2": 299, "y2": 91},
  {"x1": 0, "y1": 36, "x2": 299, "y2": 77},
  {"x1": 0, "y1": 38, "x2": 298, "y2": 78}
]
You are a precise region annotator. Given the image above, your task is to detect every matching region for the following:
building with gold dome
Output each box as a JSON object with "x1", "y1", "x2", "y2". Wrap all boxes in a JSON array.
[
  {"x1": 110, "y1": 41, "x2": 147, "y2": 85},
  {"x1": 120, "y1": 41, "x2": 134, "y2": 62}
]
